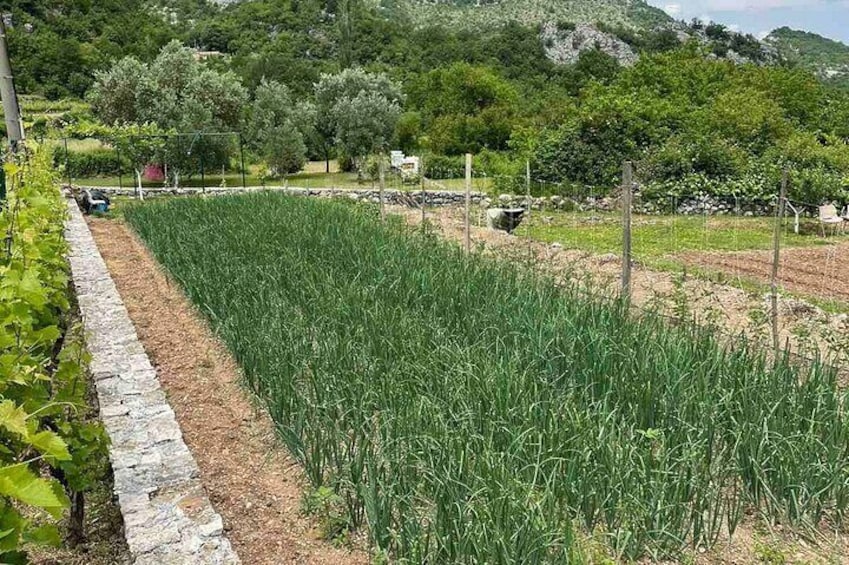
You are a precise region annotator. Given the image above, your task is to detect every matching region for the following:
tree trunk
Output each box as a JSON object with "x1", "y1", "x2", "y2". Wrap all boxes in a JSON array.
[{"x1": 66, "y1": 490, "x2": 85, "y2": 548}]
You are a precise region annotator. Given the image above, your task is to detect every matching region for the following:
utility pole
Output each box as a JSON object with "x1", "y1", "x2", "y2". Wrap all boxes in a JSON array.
[{"x1": 0, "y1": 17, "x2": 24, "y2": 152}]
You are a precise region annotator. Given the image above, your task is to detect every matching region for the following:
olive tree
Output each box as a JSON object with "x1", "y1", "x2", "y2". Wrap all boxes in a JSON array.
[
  {"x1": 89, "y1": 40, "x2": 247, "y2": 186},
  {"x1": 245, "y1": 79, "x2": 308, "y2": 176},
  {"x1": 314, "y1": 68, "x2": 403, "y2": 176}
]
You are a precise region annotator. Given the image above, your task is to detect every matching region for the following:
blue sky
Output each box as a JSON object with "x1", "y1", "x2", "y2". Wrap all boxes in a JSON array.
[{"x1": 646, "y1": 0, "x2": 849, "y2": 43}]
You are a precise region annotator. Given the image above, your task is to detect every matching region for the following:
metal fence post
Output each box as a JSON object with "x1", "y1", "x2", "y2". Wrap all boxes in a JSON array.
[
  {"x1": 770, "y1": 170, "x2": 788, "y2": 356},
  {"x1": 116, "y1": 140, "x2": 123, "y2": 191},
  {"x1": 200, "y1": 149, "x2": 206, "y2": 194},
  {"x1": 621, "y1": 161, "x2": 633, "y2": 304}
]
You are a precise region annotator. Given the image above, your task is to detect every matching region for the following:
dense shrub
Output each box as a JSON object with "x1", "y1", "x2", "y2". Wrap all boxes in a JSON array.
[{"x1": 54, "y1": 148, "x2": 130, "y2": 178}]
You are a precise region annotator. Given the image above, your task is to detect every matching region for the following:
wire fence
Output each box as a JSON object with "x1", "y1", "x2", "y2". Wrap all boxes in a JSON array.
[
  {"x1": 392, "y1": 157, "x2": 849, "y2": 370},
  {"x1": 56, "y1": 132, "x2": 247, "y2": 196},
  {"x1": 58, "y1": 138, "x2": 849, "y2": 365}
]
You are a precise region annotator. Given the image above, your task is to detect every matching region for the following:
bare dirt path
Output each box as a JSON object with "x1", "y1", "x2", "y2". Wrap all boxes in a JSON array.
[{"x1": 87, "y1": 217, "x2": 366, "y2": 565}]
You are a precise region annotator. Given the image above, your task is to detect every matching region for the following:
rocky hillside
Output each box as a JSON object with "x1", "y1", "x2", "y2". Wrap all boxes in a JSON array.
[
  {"x1": 384, "y1": 0, "x2": 673, "y2": 31},
  {"x1": 765, "y1": 27, "x2": 849, "y2": 87}
]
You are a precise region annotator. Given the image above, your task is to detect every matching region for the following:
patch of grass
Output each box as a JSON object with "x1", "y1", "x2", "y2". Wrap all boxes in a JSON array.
[
  {"x1": 125, "y1": 194, "x2": 849, "y2": 562},
  {"x1": 521, "y1": 211, "x2": 834, "y2": 259}
]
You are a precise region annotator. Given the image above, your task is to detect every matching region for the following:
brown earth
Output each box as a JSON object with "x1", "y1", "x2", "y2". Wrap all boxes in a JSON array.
[
  {"x1": 679, "y1": 242, "x2": 849, "y2": 305},
  {"x1": 87, "y1": 217, "x2": 366, "y2": 565}
]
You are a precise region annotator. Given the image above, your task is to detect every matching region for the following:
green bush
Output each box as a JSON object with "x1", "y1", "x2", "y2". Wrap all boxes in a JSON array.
[
  {"x1": 423, "y1": 154, "x2": 464, "y2": 179},
  {"x1": 54, "y1": 148, "x2": 130, "y2": 179},
  {"x1": 641, "y1": 135, "x2": 747, "y2": 181}
]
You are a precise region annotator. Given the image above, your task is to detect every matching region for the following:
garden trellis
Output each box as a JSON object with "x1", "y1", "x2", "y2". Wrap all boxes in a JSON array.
[{"x1": 58, "y1": 131, "x2": 248, "y2": 195}]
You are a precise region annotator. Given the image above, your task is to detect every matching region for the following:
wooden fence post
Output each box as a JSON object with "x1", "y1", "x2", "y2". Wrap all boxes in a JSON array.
[
  {"x1": 420, "y1": 155, "x2": 426, "y2": 227},
  {"x1": 379, "y1": 155, "x2": 386, "y2": 222},
  {"x1": 770, "y1": 169, "x2": 788, "y2": 356},
  {"x1": 465, "y1": 153, "x2": 472, "y2": 253},
  {"x1": 621, "y1": 161, "x2": 633, "y2": 304}
]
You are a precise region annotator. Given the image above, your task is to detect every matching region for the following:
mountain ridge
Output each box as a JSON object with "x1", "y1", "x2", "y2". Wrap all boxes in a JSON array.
[{"x1": 765, "y1": 26, "x2": 849, "y2": 87}]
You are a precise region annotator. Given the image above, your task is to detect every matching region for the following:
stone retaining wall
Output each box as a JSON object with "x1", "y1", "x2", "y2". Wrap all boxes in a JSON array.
[
  {"x1": 64, "y1": 199, "x2": 239, "y2": 565},
  {"x1": 81, "y1": 184, "x2": 776, "y2": 216}
]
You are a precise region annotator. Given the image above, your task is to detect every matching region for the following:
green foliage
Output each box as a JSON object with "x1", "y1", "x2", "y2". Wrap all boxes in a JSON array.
[
  {"x1": 53, "y1": 148, "x2": 130, "y2": 179},
  {"x1": 0, "y1": 147, "x2": 109, "y2": 559},
  {"x1": 245, "y1": 80, "x2": 308, "y2": 176},
  {"x1": 766, "y1": 27, "x2": 849, "y2": 87},
  {"x1": 127, "y1": 193, "x2": 849, "y2": 562},
  {"x1": 88, "y1": 41, "x2": 247, "y2": 179},
  {"x1": 2, "y1": 1, "x2": 187, "y2": 99},
  {"x1": 396, "y1": 0, "x2": 672, "y2": 32},
  {"x1": 315, "y1": 68, "x2": 404, "y2": 168},
  {"x1": 526, "y1": 48, "x2": 849, "y2": 203},
  {"x1": 409, "y1": 63, "x2": 518, "y2": 154}
]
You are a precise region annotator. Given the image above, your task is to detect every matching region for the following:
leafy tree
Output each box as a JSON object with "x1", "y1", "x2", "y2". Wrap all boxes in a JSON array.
[
  {"x1": 108, "y1": 123, "x2": 168, "y2": 199},
  {"x1": 333, "y1": 91, "x2": 402, "y2": 172},
  {"x1": 315, "y1": 68, "x2": 403, "y2": 174},
  {"x1": 409, "y1": 63, "x2": 517, "y2": 155},
  {"x1": 89, "y1": 41, "x2": 247, "y2": 183},
  {"x1": 245, "y1": 79, "x2": 308, "y2": 175}
]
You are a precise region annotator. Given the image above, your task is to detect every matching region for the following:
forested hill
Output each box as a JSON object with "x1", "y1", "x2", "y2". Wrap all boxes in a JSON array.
[
  {"x1": 0, "y1": 0, "x2": 213, "y2": 98},
  {"x1": 385, "y1": 0, "x2": 673, "y2": 31},
  {"x1": 3, "y1": 0, "x2": 847, "y2": 100},
  {"x1": 2, "y1": 0, "x2": 784, "y2": 100},
  {"x1": 766, "y1": 27, "x2": 849, "y2": 88}
]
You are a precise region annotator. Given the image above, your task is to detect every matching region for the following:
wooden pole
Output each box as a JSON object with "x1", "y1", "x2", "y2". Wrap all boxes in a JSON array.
[
  {"x1": 420, "y1": 155, "x2": 426, "y2": 227},
  {"x1": 64, "y1": 137, "x2": 72, "y2": 189},
  {"x1": 379, "y1": 155, "x2": 385, "y2": 222},
  {"x1": 621, "y1": 161, "x2": 633, "y2": 304},
  {"x1": 526, "y1": 159, "x2": 532, "y2": 259},
  {"x1": 770, "y1": 170, "x2": 788, "y2": 356},
  {"x1": 238, "y1": 133, "x2": 247, "y2": 190},
  {"x1": 465, "y1": 153, "x2": 472, "y2": 253},
  {"x1": 0, "y1": 19, "x2": 24, "y2": 152}
]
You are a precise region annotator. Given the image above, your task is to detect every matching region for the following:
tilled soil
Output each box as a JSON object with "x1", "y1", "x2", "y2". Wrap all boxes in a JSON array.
[
  {"x1": 87, "y1": 217, "x2": 366, "y2": 565},
  {"x1": 680, "y1": 243, "x2": 849, "y2": 305}
]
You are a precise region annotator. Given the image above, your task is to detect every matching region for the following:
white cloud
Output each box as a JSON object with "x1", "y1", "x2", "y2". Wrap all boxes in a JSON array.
[
  {"x1": 663, "y1": 3, "x2": 682, "y2": 15},
  {"x1": 727, "y1": 23, "x2": 740, "y2": 32},
  {"x1": 696, "y1": 0, "x2": 823, "y2": 11},
  {"x1": 756, "y1": 30, "x2": 770, "y2": 39}
]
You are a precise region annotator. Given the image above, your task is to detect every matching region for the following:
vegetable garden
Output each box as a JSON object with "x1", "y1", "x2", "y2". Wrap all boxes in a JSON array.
[{"x1": 125, "y1": 193, "x2": 849, "y2": 562}]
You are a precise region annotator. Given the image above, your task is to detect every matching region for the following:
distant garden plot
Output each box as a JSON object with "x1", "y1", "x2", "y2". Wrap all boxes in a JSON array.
[{"x1": 124, "y1": 193, "x2": 849, "y2": 563}]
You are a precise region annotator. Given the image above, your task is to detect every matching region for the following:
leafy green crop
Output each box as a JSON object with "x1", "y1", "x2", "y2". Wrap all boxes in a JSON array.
[
  {"x1": 0, "y1": 148, "x2": 109, "y2": 560},
  {"x1": 126, "y1": 194, "x2": 848, "y2": 562}
]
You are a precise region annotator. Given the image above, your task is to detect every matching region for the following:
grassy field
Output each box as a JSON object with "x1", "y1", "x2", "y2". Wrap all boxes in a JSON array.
[
  {"x1": 519, "y1": 211, "x2": 835, "y2": 260},
  {"x1": 125, "y1": 194, "x2": 848, "y2": 563},
  {"x1": 70, "y1": 157, "x2": 493, "y2": 192},
  {"x1": 73, "y1": 169, "x2": 423, "y2": 190}
]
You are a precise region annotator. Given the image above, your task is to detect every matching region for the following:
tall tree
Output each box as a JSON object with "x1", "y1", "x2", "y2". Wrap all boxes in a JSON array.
[
  {"x1": 89, "y1": 40, "x2": 248, "y2": 184},
  {"x1": 245, "y1": 79, "x2": 308, "y2": 176},
  {"x1": 314, "y1": 68, "x2": 403, "y2": 174}
]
